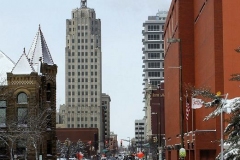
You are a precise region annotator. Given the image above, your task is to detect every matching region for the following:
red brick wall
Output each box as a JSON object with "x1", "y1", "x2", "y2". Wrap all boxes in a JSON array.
[
  {"x1": 194, "y1": 0, "x2": 220, "y2": 131},
  {"x1": 56, "y1": 128, "x2": 98, "y2": 144},
  {"x1": 164, "y1": 0, "x2": 195, "y2": 159},
  {"x1": 165, "y1": 0, "x2": 240, "y2": 159},
  {"x1": 222, "y1": 0, "x2": 240, "y2": 96}
]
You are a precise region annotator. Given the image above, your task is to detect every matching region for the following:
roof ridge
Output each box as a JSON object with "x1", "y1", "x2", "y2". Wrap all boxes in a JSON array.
[
  {"x1": 0, "y1": 50, "x2": 15, "y2": 65},
  {"x1": 11, "y1": 49, "x2": 35, "y2": 74},
  {"x1": 27, "y1": 26, "x2": 54, "y2": 68},
  {"x1": 39, "y1": 28, "x2": 54, "y2": 64}
]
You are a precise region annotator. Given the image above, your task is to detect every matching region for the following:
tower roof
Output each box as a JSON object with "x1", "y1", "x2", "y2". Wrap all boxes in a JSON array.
[
  {"x1": 28, "y1": 25, "x2": 54, "y2": 69},
  {"x1": 81, "y1": 0, "x2": 87, "y2": 8},
  {"x1": 12, "y1": 49, "x2": 35, "y2": 74},
  {"x1": 0, "y1": 50, "x2": 15, "y2": 85}
]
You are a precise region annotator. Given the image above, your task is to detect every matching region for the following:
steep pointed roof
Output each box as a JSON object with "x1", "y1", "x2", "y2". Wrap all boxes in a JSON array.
[
  {"x1": 11, "y1": 49, "x2": 35, "y2": 74},
  {"x1": 0, "y1": 50, "x2": 15, "y2": 85},
  {"x1": 28, "y1": 25, "x2": 54, "y2": 68}
]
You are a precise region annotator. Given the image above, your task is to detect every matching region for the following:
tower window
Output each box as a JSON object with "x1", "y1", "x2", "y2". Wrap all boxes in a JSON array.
[
  {"x1": 46, "y1": 83, "x2": 52, "y2": 101},
  {"x1": 47, "y1": 140, "x2": 52, "y2": 154},
  {"x1": 17, "y1": 93, "x2": 28, "y2": 104}
]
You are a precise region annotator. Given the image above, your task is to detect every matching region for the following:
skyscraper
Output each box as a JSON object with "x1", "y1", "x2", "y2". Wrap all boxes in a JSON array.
[
  {"x1": 142, "y1": 11, "x2": 167, "y2": 91},
  {"x1": 59, "y1": 0, "x2": 102, "y2": 144},
  {"x1": 141, "y1": 11, "x2": 167, "y2": 143}
]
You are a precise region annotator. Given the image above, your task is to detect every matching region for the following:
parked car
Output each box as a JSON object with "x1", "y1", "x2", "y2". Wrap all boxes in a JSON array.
[
  {"x1": 101, "y1": 157, "x2": 107, "y2": 160},
  {"x1": 118, "y1": 154, "x2": 124, "y2": 160}
]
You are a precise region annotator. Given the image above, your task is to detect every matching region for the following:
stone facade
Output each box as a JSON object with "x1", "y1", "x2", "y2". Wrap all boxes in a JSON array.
[
  {"x1": 0, "y1": 65, "x2": 58, "y2": 160},
  {"x1": 0, "y1": 26, "x2": 58, "y2": 160}
]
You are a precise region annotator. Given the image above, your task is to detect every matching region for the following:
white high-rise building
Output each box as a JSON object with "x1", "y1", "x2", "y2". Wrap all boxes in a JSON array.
[
  {"x1": 142, "y1": 11, "x2": 167, "y2": 93},
  {"x1": 59, "y1": 0, "x2": 105, "y2": 150},
  {"x1": 142, "y1": 11, "x2": 167, "y2": 139}
]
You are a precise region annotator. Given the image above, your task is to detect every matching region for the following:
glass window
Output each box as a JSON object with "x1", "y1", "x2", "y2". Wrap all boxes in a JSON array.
[
  {"x1": 148, "y1": 44, "x2": 160, "y2": 49},
  {"x1": 17, "y1": 93, "x2": 27, "y2": 104},
  {"x1": 0, "y1": 101, "x2": 6, "y2": 126},
  {"x1": 148, "y1": 25, "x2": 160, "y2": 31},
  {"x1": 47, "y1": 140, "x2": 52, "y2": 154},
  {"x1": 148, "y1": 72, "x2": 160, "y2": 77},
  {"x1": 148, "y1": 34, "x2": 160, "y2": 40},
  {"x1": 150, "y1": 80, "x2": 160, "y2": 86},
  {"x1": 16, "y1": 140, "x2": 26, "y2": 155},
  {"x1": 46, "y1": 83, "x2": 51, "y2": 101},
  {"x1": 148, "y1": 53, "x2": 160, "y2": 59},
  {"x1": 18, "y1": 108, "x2": 27, "y2": 125},
  {"x1": 148, "y1": 62, "x2": 160, "y2": 68}
]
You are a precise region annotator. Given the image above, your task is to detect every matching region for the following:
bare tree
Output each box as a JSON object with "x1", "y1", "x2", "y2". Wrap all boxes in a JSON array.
[
  {"x1": 0, "y1": 104, "x2": 52, "y2": 160},
  {"x1": 56, "y1": 138, "x2": 86, "y2": 159}
]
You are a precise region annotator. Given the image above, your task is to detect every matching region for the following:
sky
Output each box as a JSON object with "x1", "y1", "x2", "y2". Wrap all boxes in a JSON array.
[{"x1": 0, "y1": 0, "x2": 171, "y2": 146}]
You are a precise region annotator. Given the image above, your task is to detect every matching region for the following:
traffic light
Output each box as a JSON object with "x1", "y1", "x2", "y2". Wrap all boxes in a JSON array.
[
  {"x1": 120, "y1": 140, "x2": 122, "y2": 147},
  {"x1": 153, "y1": 136, "x2": 157, "y2": 143}
]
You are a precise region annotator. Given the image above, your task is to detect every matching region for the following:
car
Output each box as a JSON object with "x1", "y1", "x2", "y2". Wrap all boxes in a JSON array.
[{"x1": 118, "y1": 154, "x2": 124, "y2": 160}]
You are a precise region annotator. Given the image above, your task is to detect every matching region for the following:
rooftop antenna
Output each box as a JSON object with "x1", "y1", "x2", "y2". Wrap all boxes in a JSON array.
[{"x1": 81, "y1": 0, "x2": 87, "y2": 8}]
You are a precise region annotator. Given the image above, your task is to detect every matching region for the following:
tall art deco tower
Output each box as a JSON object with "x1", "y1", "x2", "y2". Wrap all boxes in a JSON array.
[{"x1": 60, "y1": 0, "x2": 102, "y2": 136}]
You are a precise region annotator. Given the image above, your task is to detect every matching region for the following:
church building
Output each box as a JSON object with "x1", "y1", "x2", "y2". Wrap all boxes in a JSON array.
[{"x1": 0, "y1": 26, "x2": 57, "y2": 160}]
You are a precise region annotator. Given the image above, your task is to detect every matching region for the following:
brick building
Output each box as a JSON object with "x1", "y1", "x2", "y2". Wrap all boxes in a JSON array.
[
  {"x1": 150, "y1": 82, "x2": 165, "y2": 159},
  {"x1": 0, "y1": 26, "x2": 57, "y2": 159},
  {"x1": 56, "y1": 128, "x2": 98, "y2": 158},
  {"x1": 164, "y1": 0, "x2": 240, "y2": 159}
]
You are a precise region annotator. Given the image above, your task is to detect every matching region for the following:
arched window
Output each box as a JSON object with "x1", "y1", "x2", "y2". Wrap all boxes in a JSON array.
[
  {"x1": 17, "y1": 92, "x2": 28, "y2": 125},
  {"x1": 17, "y1": 93, "x2": 28, "y2": 104}
]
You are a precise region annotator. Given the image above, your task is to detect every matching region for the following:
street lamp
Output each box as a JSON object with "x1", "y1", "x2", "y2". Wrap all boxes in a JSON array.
[{"x1": 167, "y1": 38, "x2": 184, "y2": 149}]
